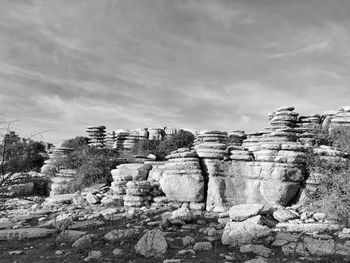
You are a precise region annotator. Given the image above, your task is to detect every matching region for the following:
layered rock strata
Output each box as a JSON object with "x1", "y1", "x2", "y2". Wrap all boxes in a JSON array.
[
  {"x1": 159, "y1": 148, "x2": 204, "y2": 202},
  {"x1": 110, "y1": 163, "x2": 152, "y2": 206},
  {"x1": 86, "y1": 126, "x2": 106, "y2": 148},
  {"x1": 194, "y1": 131, "x2": 228, "y2": 159}
]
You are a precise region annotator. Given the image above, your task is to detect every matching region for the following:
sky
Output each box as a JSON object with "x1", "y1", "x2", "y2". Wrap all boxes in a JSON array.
[{"x1": 1, "y1": 0, "x2": 350, "y2": 145}]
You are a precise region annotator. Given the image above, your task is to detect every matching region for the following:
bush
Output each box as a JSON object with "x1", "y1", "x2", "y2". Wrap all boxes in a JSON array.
[
  {"x1": 61, "y1": 136, "x2": 89, "y2": 149},
  {"x1": 329, "y1": 126, "x2": 350, "y2": 153},
  {"x1": 132, "y1": 130, "x2": 195, "y2": 160},
  {"x1": 0, "y1": 131, "x2": 46, "y2": 187},
  {"x1": 306, "y1": 126, "x2": 350, "y2": 225},
  {"x1": 59, "y1": 146, "x2": 119, "y2": 192}
]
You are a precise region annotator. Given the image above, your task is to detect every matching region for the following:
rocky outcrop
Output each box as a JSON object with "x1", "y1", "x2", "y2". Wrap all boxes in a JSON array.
[
  {"x1": 194, "y1": 131, "x2": 228, "y2": 159},
  {"x1": 159, "y1": 148, "x2": 204, "y2": 202},
  {"x1": 110, "y1": 163, "x2": 152, "y2": 206},
  {"x1": 329, "y1": 106, "x2": 350, "y2": 130},
  {"x1": 114, "y1": 129, "x2": 148, "y2": 150},
  {"x1": 86, "y1": 126, "x2": 106, "y2": 148}
]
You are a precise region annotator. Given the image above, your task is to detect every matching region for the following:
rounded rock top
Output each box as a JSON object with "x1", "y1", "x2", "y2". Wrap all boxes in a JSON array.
[{"x1": 276, "y1": 106, "x2": 295, "y2": 112}]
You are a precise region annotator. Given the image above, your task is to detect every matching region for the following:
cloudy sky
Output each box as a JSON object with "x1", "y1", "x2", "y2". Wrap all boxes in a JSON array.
[{"x1": 1, "y1": 0, "x2": 350, "y2": 144}]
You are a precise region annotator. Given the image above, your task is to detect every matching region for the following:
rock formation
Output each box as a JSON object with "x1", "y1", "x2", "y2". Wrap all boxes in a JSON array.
[
  {"x1": 159, "y1": 148, "x2": 204, "y2": 202},
  {"x1": 86, "y1": 126, "x2": 106, "y2": 148}
]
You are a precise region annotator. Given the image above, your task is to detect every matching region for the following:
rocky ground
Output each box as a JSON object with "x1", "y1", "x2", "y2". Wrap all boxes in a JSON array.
[{"x1": 0, "y1": 186, "x2": 349, "y2": 263}]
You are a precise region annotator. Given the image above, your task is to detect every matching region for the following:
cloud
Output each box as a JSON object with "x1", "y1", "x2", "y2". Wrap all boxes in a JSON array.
[{"x1": 1, "y1": 0, "x2": 350, "y2": 144}]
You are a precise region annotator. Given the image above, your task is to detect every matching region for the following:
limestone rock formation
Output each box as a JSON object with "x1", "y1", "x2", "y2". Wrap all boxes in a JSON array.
[
  {"x1": 110, "y1": 163, "x2": 152, "y2": 207},
  {"x1": 159, "y1": 148, "x2": 204, "y2": 202},
  {"x1": 194, "y1": 130, "x2": 228, "y2": 159},
  {"x1": 86, "y1": 126, "x2": 106, "y2": 148},
  {"x1": 329, "y1": 106, "x2": 350, "y2": 130}
]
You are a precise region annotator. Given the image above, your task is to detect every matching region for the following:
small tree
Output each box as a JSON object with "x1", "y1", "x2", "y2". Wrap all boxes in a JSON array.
[{"x1": 0, "y1": 130, "x2": 46, "y2": 188}]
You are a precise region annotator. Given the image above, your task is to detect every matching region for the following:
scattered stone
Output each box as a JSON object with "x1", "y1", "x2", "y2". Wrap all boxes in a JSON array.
[
  {"x1": 72, "y1": 235, "x2": 92, "y2": 251},
  {"x1": 273, "y1": 209, "x2": 299, "y2": 222},
  {"x1": 104, "y1": 229, "x2": 139, "y2": 243},
  {"x1": 0, "y1": 228, "x2": 56, "y2": 240},
  {"x1": 182, "y1": 236, "x2": 195, "y2": 247},
  {"x1": 112, "y1": 248, "x2": 123, "y2": 256},
  {"x1": 240, "y1": 244, "x2": 272, "y2": 258},
  {"x1": 135, "y1": 228, "x2": 168, "y2": 258},
  {"x1": 222, "y1": 216, "x2": 272, "y2": 246},
  {"x1": 84, "y1": 250, "x2": 102, "y2": 261},
  {"x1": 9, "y1": 250, "x2": 23, "y2": 255},
  {"x1": 56, "y1": 230, "x2": 86, "y2": 243},
  {"x1": 193, "y1": 241, "x2": 213, "y2": 251},
  {"x1": 229, "y1": 204, "x2": 264, "y2": 221}
]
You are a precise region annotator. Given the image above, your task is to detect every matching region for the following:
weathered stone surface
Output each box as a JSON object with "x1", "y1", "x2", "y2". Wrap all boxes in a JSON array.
[
  {"x1": 276, "y1": 223, "x2": 341, "y2": 233},
  {"x1": 193, "y1": 242, "x2": 213, "y2": 251},
  {"x1": 104, "y1": 229, "x2": 139, "y2": 242},
  {"x1": 273, "y1": 209, "x2": 299, "y2": 222},
  {"x1": 0, "y1": 228, "x2": 56, "y2": 240},
  {"x1": 135, "y1": 229, "x2": 168, "y2": 258},
  {"x1": 160, "y1": 172, "x2": 204, "y2": 202},
  {"x1": 170, "y1": 207, "x2": 196, "y2": 222},
  {"x1": 229, "y1": 204, "x2": 264, "y2": 221},
  {"x1": 56, "y1": 230, "x2": 86, "y2": 243},
  {"x1": 221, "y1": 216, "x2": 272, "y2": 246},
  {"x1": 240, "y1": 244, "x2": 272, "y2": 258},
  {"x1": 182, "y1": 236, "x2": 195, "y2": 247},
  {"x1": 111, "y1": 164, "x2": 152, "y2": 182},
  {"x1": 72, "y1": 235, "x2": 92, "y2": 251}
]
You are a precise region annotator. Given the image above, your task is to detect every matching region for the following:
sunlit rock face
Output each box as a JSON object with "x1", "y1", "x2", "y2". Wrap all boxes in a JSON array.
[{"x1": 159, "y1": 148, "x2": 204, "y2": 202}]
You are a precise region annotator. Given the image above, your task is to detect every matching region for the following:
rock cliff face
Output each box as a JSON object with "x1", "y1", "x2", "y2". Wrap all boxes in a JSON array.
[{"x1": 104, "y1": 105, "x2": 350, "y2": 211}]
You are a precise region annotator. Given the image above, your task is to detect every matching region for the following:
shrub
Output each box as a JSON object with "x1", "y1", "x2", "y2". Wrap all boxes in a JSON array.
[
  {"x1": 61, "y1": 136, "x2": 89, "y2": 149},
  {"x1": 306, "y1": 126, "x2": 350, "y2": 225},
  {"x1": 329, "y1": 126, "x2": 350, "y2": 153},
  {"x1": 59, "y1": 146, "x2": 119, "y2": 192},
  {"x1": 0, "y1": 131, "x2": 46, "y2": 187},
  {"x1": 132, "y1": 130, "x2": 195, "y2": 160}
]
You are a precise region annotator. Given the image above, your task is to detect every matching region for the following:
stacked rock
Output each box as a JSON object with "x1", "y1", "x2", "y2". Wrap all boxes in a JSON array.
[
  {"x1": 297, "y1": 115, "x2": 322, "y2": 146},
  {"x1": 50, "y1": 169, "x2": 77, "y2": 196},
  {"x1": 269, "y1": 106, "x2": 299, "y2": 129},
  {"x1": 226, "y1": 130, "x2": 252, "y2": 161},
  {"x1": 194, "y1": 131, "x2": 228, "y2": 159},
  {"x1": 41, "y1": 147, "x2": 73, "y2": 175},
  {"x1": 110, "y1": 163, "x2": 152, "y2": 207},
  {"x1": 240, "y1": 107, "x2": 308, "y2": 206},
  {"x1": 124, "y1": 181, "x2": 151, "y2": 207},
  {"x1": 329, "y1": 106, "x2": 350, "y2": 131},
  {"x1": 105, "y1": 131, "x2": 116, "y2": 149},
  {"x1": 241, "y1": 132, "x2": 267, "y2": 152},
  {"x1": 298, "y1": 115, "x2": 322, "y2": 130},
  {"x1": 229, "y1": 146, "x2": 254, "y2": 162},
  {"x1": 159, "y1": 148, "x2": 204, "y2": 202},
  {"x1": 114, "y1": 129, "x2": 148, "y2": 150},
  {"x1": 148, "y1": 128, "x2": 165, "y2": 140},
  {"x1": 228, "y1": 130, "x2": 247, "y2": 146},
  {"x1": 164, "y1": 127, "x2": 178, "y2": 137},
  {"x1": 86, "y1": 126, "x2": 106, "y2": 148}
]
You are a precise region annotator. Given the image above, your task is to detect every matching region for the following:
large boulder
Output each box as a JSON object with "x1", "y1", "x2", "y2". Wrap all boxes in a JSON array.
[
  {"x1": 221, "y1": 216, "x2": 272, "y2": 246},
  {"x1": 159, "y1": 171, "x2": 204, "y2": 202}
]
